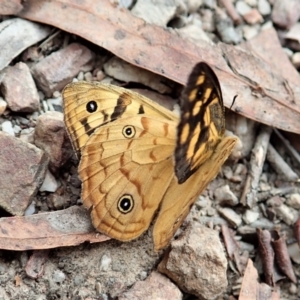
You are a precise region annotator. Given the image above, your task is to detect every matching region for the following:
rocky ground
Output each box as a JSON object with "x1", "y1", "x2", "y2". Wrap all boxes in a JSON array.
[{"x1": 0, "y1": 0, "x2": 300, "y2": 299}]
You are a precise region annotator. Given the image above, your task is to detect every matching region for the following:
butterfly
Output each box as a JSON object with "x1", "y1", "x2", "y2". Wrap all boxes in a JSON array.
[{"x1": 63, "y1": 62, "x2": 237, "y2": 251}]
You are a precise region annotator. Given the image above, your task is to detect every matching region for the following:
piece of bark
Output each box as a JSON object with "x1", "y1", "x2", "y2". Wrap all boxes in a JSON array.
[
  {"x1": 0, "y1": 206, "x2": 110, "y2": 251},
  {"x1": 240, "y1": 125, "x2": 273, "y2": 207},
  {"x1": 257, "y1": 228, "x2": 275, "y2": 287},
  {"x1": 272, "y1": 230, "x2": 297, "y2": 283}
]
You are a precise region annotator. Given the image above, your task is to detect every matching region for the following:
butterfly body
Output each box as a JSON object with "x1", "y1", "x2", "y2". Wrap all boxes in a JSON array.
[{"x1": 63, "y1": 62, "x2": 237, "y2": 251}]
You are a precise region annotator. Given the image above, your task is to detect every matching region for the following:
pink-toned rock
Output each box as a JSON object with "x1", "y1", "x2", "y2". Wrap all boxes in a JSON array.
[
  {"x1": 243, "y1": 9, "x2": 263, "y2": 25},
  {"x1": 118, "y1": 271, "x2": 182, "y2": 300},
  {"x1": 158, "y1": 223, "x2": 228, "y2": 299},
  {"x1": 34, "y1": 111, "x2": 73, "y2": 173},
  {"x1": 0, "y1": 62, "x2": 40, "y2": 112},
  {"x1": 0, "y1": 132, "x2": 49, "y2": 215},
  {"x1": 31, "y1": 43, "x2": 95, "y2": 97},
  {"x1": 271, "y1": 0, "x2": 300, "y2": 29}
]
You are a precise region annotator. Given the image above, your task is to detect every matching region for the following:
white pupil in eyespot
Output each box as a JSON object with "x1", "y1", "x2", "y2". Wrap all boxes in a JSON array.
[{"x1": 126, "y1": 128, "x2": 132, "y2": 135}]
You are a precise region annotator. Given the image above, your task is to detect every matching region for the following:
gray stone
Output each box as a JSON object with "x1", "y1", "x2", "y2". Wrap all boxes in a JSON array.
[
  {"x1": 271, "y1": 0, "x2": 300, "y2": 29},
  {"x1": 158, "y1": 224, "x2": 227, "y2": 299},
  {"x1": 214, "y1": 184, "x2": 239, "y2": 206},
  {"x1": 119, "y1": 271, "x2": 182, "y2": 300},
  {"x1": 34, "y1": 111, "x2": 73, "y2": 173},
  {"x1": 1, "y1": 120, "x2": 14, "y2": 136},
  {"x1": 257, "y1": 0, "x2": 271, "y2": 15},
  {"x1": 0, "y1": 132, "x2": 49, "y2": 215},
  {"x1": 32, "y1": 43, "x2": 95, "y2": 97},
  {"x1": 1, "y1": 62, "x2": 40, "y2": 112},
  {"x1": 218, "y1": 207, "x2": 242, "y2": 227}
]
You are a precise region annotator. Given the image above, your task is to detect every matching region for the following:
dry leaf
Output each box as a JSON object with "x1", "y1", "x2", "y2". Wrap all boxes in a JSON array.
[
  {"x1": 239, "y1": 259, "x2": 259, "y2": 300},
  {"x1": 221, "y1": 224, "x2": 243, "y2": 274},
  {"x1": 272, "y1": 230, "x2": 297, "y2": 283},
  {"x1": 15, "y1": 0, "x2": 300, "y2": 134},
  {"x1": 257, "y1": 228, "x2": 275, "y2": 286},
  {"x1": 0, "y1": 206, "x2": 110, "y2": 251}
]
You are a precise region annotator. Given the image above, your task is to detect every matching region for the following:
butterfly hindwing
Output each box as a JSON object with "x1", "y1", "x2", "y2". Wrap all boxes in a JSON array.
[{"x1": 79, "y1": 116, "x2": 177, "y2": 241}]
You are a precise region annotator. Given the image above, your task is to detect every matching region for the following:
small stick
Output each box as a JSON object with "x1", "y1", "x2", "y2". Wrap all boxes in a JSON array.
[
  {"x1": 257, "y1": 186, "x2": 300, "y2": 202},
  {"x1": 266, "y1": 144, "x2": 298, "y2": 182},
  {"x1": 219, "y1": 0, "x2": 242, "y2": 25},
  {"x1": 274, "y1": 129, "x2": 300, "y2": 166},
  {"x1": 240, "y1": 125, "x2": 273, "y2": 208}
]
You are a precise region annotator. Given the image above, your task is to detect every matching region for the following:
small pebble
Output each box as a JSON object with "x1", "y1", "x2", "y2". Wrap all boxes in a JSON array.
[
  {"x1": 243, "y1": 9, "x2": 263, "y2": 25},
  {"x1": 0, "y1": 98, "x2": 7, "y2": 115},
  {"x1": 99, "y1": 254, "x2": 112, "y2": 272},
  {"x1": 1, "y1": 120, "x2": 15, "y2": 136},
  {"x1": 236, "y1": 1, "x2": 252, "y2": 15},
  {"x1": 24, "y1": 201, "x2": 36, "y2": 216},
  {"x1": 218, "y1": 207, "x2": 242, "y2": 227},
  {"x1": 77, "y1": 71, "x2": 84, "y2": 81},
  {"x1": 292, "y1": 52, "x2": 300, "y2": 68},
  {"x1": 19, "y1": 128, "x2": 35, "y2": 144},
  {"x1": 274, "y1": 204, "x2": 297, "y2": 225},
  {"x1": 287, "y1": 193, "x2": 300, "y2": 209},
  {"x1": 52, "y1": 270, "x2": 66, "y2": 283},
  {"x1": 139, "y1": 271, "x2": 148, "y2": 280},
  {"x1": 13, "y1": 125, "x2": 21, "y2": 134},
  {"x1": 289, "y1": 283, "x2": 297, "y2": 295},
  {"x1": 52, "y1": 91, "x2": 61, "y2": 98},
  {"x1": 287, "y1": 243, "x2": 300, "y2": 264},
  {"x1": 257, "y1": 0, "x2": 271, "y2": 15},
  {"x1": 84, "y1": 71, "x2": 93, "y2": 81},
  {"x1": 95, "y1": 282, "x2": 102, "y2": 295},
  {"x1": 283, "y1": 47, "x2": 294, "y2": 58},
  {"x1": 73, "y1": 274, "x2": 85, "y2": 286},
  {"x1": 243, "y1": 210, "x2": 259, "y2": 224},
  {"x1": 214, "y1": 185, "x2": 239, "y2": 206},
  {"x1": 39, "y1": 169, "x2": 59, "y2": 192}
]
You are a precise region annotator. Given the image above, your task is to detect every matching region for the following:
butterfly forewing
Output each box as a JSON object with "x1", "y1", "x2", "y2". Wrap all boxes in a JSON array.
[{"x1": 175, "y1": 62, "x2": 225, "y2": 184}]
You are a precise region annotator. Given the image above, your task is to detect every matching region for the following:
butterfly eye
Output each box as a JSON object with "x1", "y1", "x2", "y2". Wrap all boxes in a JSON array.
[
  {"x1": 118, "y1": 195, "x2": 134, "y2": 214},
  {"x1": 86, "y1": 100, "x2": 98, "y2": 113},
  {"x1": 122, "y1": 125, "x2": 136, "y2": 138}
]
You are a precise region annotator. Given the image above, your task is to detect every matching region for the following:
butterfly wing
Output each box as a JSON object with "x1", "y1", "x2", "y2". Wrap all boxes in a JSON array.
[
  {"x1": 153, "y1": 136, "x2": 237, "y2": 251},
  {"x1": 63, "y1": 81, "x2": 177, "y2": 156},
  {"x1": 79, "y1": 116, "x2": 178, "y2": 241},
  {"x1": 175, "y1": 62, "x2": 226, "y2": 184},
  {"x1": 152, "y1": 62, "x2": 237, "y2": 250}
]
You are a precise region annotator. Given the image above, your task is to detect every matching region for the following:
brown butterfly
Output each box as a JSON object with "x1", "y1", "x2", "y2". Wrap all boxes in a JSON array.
[{"x1": 63, "y1": 62, "x2": 237, "y2": 251}]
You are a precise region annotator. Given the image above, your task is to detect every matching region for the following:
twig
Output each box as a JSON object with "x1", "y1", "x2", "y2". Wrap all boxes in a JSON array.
[
  {"x1": 240, "y1": 125, "x2": 273, "y2": 208},
  {"x1": 266, "y1": 144, "x2": 299, "y2": 182},
  {"x1": 257, "y1": 186, "x2": 300, "y2": 202},
  {"x1": 274, "y1": 129, "x2": 300, "y2": 166},
  {"x1": 219, "y1": 0, "x2": 242, "y2": 25}
]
